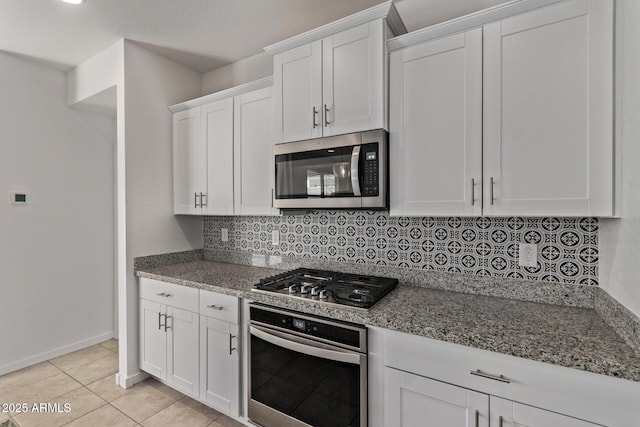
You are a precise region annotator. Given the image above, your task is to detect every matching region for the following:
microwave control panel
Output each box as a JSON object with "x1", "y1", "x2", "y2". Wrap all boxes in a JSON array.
[{"x1": 362, "y1": 143, "x2": 379, "y2": 197}]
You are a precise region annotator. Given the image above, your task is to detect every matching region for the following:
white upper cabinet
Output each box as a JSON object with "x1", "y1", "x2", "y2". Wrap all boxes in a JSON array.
[
  {"x1": 170, "y1": 77, "x2": 276, "y2": 216},
  {"x1": 390, "y1": 28, "x2": 482, "y2": 217},
  {"x1": 274, "y1": 41, "x2": 323, "y2": 143},
  {"x1": 483, "y1": 0, "x2": 613, "y2": 216},
  {"x1": 204, "y1": 99, "x2": 234, "y2": 215},
  {"x1": 173, "y1": 107, "x2": 206, "y2": 215},
  {"x1": 388, "y1": 0, "x2": 615, "y2": 217},
  {"x1": 234, "y1": 86, "x2": 279, "y2": 215},
  {"x1": 268, "y1": 1, "x2": 406, "y2": 143}
]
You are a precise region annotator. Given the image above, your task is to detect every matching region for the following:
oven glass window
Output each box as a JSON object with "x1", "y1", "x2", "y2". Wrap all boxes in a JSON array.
[
  {"x1": 275, "y1": 146, "x2": 357, "y2": 199},
  {"x1": 251, "y1": 335, "x2": 361, "y2": 427}
]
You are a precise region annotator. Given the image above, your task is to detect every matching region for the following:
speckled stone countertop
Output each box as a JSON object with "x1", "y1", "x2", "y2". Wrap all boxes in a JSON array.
[{"x1": 136, "y1": 259, "x2": 640, "y2": 382}]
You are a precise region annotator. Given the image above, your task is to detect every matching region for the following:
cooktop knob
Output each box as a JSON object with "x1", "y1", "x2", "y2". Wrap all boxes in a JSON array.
[
  {"x1": 300, "y1": 284, "x2": 311, "y2": 294},
  {"x1": 319, "y1": 289, "x2": 328, "y2": 299},
  {"x1": 311, "y1": 286, "x2": 321, "y2": 296},
  {"x1": 288, "y1": 285, "x2": 298, "y2": 294}
]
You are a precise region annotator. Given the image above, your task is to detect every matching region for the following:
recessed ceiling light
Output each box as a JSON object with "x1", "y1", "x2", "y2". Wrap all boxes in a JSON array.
[{"x1": 61, "y1": 0, "x2": 83, "y2": 4}]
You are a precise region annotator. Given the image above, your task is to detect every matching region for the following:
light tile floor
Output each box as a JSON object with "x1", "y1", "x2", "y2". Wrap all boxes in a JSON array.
[{"x1": 0, "y1": 340, "x2": 245, "y2": 427}]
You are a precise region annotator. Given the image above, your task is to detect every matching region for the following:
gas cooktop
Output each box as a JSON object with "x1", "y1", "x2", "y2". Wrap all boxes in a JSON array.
[{"x1": 252, "y1": 268, "x2": 398, "y2": 309}]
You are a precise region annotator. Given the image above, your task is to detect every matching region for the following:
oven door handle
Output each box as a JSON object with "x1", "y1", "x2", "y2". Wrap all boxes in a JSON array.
[{"x1": 250, "y1": 325, "x2": 362, "y2": 365}]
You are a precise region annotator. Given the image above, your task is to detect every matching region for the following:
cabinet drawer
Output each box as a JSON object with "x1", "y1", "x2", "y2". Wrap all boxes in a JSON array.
[
  {"x1": 139, "y1": 278, "x2": 199, "y2": 312},
  {"x1": 382, "y1": 328, "x2": 640, "y2": 426},
  {"x1": 199, "y1": 290, "x2": 239, "y2": 323}
]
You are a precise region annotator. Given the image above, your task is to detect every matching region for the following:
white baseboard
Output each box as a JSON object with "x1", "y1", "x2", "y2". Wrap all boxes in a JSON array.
[
  {"x1": 115, "y1": 370, "x2": 149, "y2": 388},
  {"x1": 0, "y1": 331, "x2": 114, "y2": 377}
]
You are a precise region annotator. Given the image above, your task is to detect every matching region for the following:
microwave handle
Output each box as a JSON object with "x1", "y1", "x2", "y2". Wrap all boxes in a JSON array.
[{"x1": 351, "y1": 146, "x2": 361, "y2": 197}]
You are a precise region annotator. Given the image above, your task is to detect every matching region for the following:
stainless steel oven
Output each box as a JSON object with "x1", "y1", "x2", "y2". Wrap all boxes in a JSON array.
[
  {"x1": 248, "y1": 303, "x2": 367, "y2": 427},
  {"x1": 273, "y1": 129, "x2": 388, "y2": 210}
]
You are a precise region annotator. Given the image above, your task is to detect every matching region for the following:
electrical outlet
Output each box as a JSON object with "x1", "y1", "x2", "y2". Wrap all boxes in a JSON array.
[
  {"x1": 221, "y1": 228, "x2": 228, "y2": 242},
  {"x1": 518, "y1": 243, "x2": 537, "y2": 267},
  {"x1": 272, "y1": 230, "x2": 280, "y2": 246}
]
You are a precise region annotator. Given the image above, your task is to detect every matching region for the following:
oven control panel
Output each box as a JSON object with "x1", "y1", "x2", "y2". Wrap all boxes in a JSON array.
[{"x1": 250, "y1": 305, "x2": 364, "y2": 350}]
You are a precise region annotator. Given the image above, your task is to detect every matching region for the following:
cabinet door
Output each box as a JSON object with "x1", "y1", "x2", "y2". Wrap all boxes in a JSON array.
[
  {"x1": 173, "y1": 107, "x2": 205, "y2": 215},
  {"x1": 490, "y1": 396, "x2": 602, "y2": 427},
  {"x1": 390, "y1": 28, "x2": 482, "y2": 217},
  {"x1": 204, "y1": 98, "x2": 234, "y2": 215},
  {"x1": 323, "y1": 21, "x2": 385, "y2": 136},
  {"x1": 166, "y1": 306, "x2": 199, "y2": 397},
  {"x1": 483, "y1": 0, "x2": 613, "y2": 216},
  {"x1": 200, "y1": 316, "x2": 239, "y2": 416},
  {"x1": 385, "y1": 368, "x2": 488, "y2": 427},
  {"x1": 274, "y1": 41, "x2": 322, "y2": 143},
  {"x1": 139, "y1": 299, "x2": 166, "y2": 380},
  {"x1": 234, "y1": 86, "x2": 279, "y2": 215}
]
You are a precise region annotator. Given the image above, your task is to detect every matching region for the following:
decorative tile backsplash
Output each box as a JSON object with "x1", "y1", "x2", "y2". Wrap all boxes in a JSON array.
[{"x1": 203, "y1": 212, "x2": 598, "y2": 286}]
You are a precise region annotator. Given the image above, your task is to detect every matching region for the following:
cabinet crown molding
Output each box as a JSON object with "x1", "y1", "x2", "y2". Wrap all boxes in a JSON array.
[
  {"x1": 168, "y1": 76, "x2": 273, "y2": 113},
  {"x1": 264, "y1": 1, "x2": 406, "y2": 55},
  {"x1": 388, "y1": 0, "x2": 566, "y2": 51}
]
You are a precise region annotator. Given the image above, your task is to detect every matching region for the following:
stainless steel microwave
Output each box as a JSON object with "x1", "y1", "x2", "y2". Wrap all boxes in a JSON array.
[{"x1": 273, "y1": 129, "x2": 388, "y2": 210}]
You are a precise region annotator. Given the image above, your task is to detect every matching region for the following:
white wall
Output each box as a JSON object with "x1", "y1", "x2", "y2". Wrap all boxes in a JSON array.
[
  {"x1": 202, "y1": 51, "x2": 272, "y2": 94},
  {"x1": 117, "y1": 41, "x2": 203, "y2": 385},
  {"x1": 599, "y1": 0, "x2": 640, "y2": 317},
  {"x1": 67, "y1": 40, "x2": 123, "y2": 107},
  {"x1": 0, "y1": 51, "x2": 115, "y2": 375}
]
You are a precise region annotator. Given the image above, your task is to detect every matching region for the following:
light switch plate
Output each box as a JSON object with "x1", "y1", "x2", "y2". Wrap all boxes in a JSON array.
[
  {"x1": 519, "y1": 243, "x2": 537, "y2": 267},
  {"x1": 221, "y1": 228, "x2": 228, "y2": 242},
  {"x1": 272, "y1": 230, "x2": 280, "y2": 246}
]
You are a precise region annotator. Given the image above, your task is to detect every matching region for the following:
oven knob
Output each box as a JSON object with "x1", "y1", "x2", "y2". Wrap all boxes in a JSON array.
[
  {"x1": 319, "y1": 289, "x2": 328, "y2": 299},
  {"x1": 300, "y1": 284, "x2": 311, "y2": 294},
  {"x1": 288, "y1": 285, "x2": 298, "y2": 294},
  {"x1": 311, "y1": 286, "x2": 321, "y2": 296}
]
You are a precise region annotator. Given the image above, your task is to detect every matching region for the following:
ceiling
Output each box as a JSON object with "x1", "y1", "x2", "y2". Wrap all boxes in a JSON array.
[{"x1": 0, "y1": 0, "x2": 509, "y2": 73}]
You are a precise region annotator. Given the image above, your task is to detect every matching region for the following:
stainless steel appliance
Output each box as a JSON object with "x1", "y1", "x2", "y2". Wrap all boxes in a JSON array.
[
  {"x1": 248, "y1": 303, "x2": 368, "y2": 427},
  {"x1": 252, "y1": 268, "x2": 398, "y2": 309},
  {"x1": 273, "y1": 129, "x2": 388, "y2": 210}
]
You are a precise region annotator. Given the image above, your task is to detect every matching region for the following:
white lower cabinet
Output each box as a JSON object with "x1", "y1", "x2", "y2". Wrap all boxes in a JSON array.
[
  {"x1": 199, "y1": 288, "x2": 240, "y2": 416},
  {"x1": 370, "y1": 327, "x2": 640, "y2": 427},
  {"x1": 385, "y1": 368, "x2": 601, "y2": 427},
  {"x1": 139, "y1": 278, "x2": 241, "y2": 416},
  {"x1": 385, "y1": 368, "x2": 488, "y2": 427},
  {"x1": 139, "y1": 297, "x2": 199, "y2": 397},
  {"x1": 200, "y1": 316, "x2": 240, "y2": 416}
]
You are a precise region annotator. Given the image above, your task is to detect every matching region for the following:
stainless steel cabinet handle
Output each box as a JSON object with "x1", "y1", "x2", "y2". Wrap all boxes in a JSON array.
[
  {"x1": 470, "y1": 369, "x2": 511, "y2": 383},
  {"x1": 200, "y1": 192, "x2": 207, "y2": 207},
  {"x1": 207, "y1": 304, "x2": 224, "y2": 311},
  {"x1": 164, "y1": 315, "x2": 171, "y2": 332},
  {"x1": 475, "y1": 410, "x2": 479, "y2": 427},
  {"x1": 499, "y1": 415, "x2": 504, "y2": 427},
  {"x1": 159, "y1": 313, "x2": 166, "y2": 330},
  {"x1": 194, "y1": 192, "x2": 198, "y2": 208},
  {"x1": 229, "y1": 334, "x2": 236, "y2": 355},
  {"x1": 312, "y1": 106, "x2": 319, "y2": 128},
  {"x1": 490, "y1": 177, "x2": 495, "y2": 205},
  {"x1": 324, "y1": 104, "x2": 330, "y2": 126},
  {"x1": 471, "y1": 178, "x2": 475, "y2": 206},
  {"x1": 271, "y1": 189, "x2": 274, "y2": 208},
  {"x1": 156, "y1": 292, "x2": 171, "y2": 297}
]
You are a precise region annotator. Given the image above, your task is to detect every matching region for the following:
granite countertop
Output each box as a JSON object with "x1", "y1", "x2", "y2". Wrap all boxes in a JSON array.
[{"x1": 136, "y1": 260, "x2": 640, "y2": 382}]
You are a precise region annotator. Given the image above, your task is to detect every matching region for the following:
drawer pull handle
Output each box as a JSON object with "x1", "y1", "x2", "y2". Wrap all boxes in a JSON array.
[
  {"x1": 207, "y1": 304, "x2": 224, "y2": 311},
  {"x1": 158, "y1": 312, "x2": 163, "y2": 330},
  {"x1": 156, "y1": 292, "x2": 171, "y2": 297},
  {"x1": 164, "y1": 315, "x2": 171, "y2": 332},
  {"x1": 470, "y1": 369, "x2": 511, "y2": 383}
]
